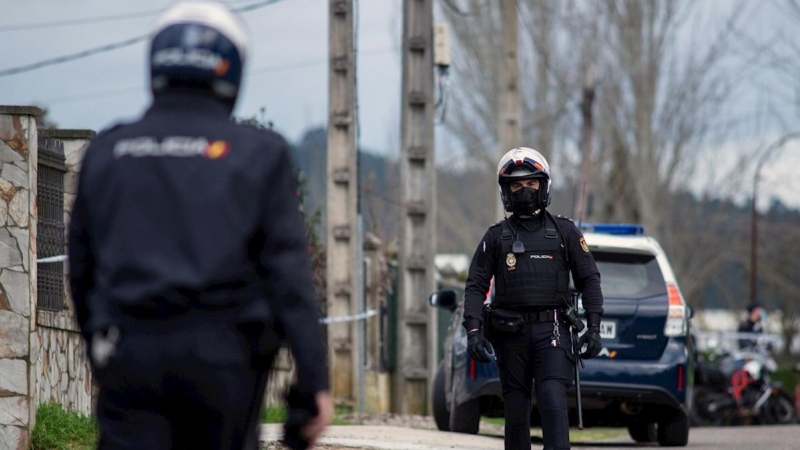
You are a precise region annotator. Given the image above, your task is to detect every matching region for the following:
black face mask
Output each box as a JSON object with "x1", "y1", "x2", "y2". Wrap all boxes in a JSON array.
[{"x1": 509, "y1": 187, "x2": 541, "y2": 215}]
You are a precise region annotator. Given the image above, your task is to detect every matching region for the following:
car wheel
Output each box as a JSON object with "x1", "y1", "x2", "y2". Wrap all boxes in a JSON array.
[
  {"x1": 432, "y1": 362, "x2": 450, "y2": 431},
  {"x1": 449, "y1": 396, "x2": 480, "y2": 434},
  {"x1": 657, "y1": 411, "x2": 689, "y2": 447},
  {"x1": 627, "y1": 422, "x2": 657, "y2": 443}
]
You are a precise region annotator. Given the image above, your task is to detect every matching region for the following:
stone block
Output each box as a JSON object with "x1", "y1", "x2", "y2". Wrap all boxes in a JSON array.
[
  {"x1": 0, "y1": 230, "x2": 22, "y2": 268},
  {"x1": 7, "y1": 192, "x2": 26, "y2": 228},
  {"x1": 0, "y1": 396, "x2": 28, "y2": 426},
  {"x1": 0, "y1": 360, "x2": 27, "y2": 395},
  {"x1": 0, "y1": 164, "x2": 26, "y2": 189},
  {"x1": 0, "y1": 178, "x2": 15, "y2": 203},
  {"x1": 0, "y1": 201, "x2": 6, "y2": 227},
  {"x1": 0, "y1": 270, "x2": 28, "y2": 316},
  {"x1": 6, "y1": 229, "x2": 27, "y2": 273},
  {"x1": 0, "y1": 425, "x2": 25, "y2": 450},
  {"x1": 0, "y1": 141, "x2": 22, "y2": 164},
  {"x1": 0, "y1": 311, "x2": 28, "y2": 358},
  {"x1": 0, "y1": 116, "x2": 21, "y2": 141}
]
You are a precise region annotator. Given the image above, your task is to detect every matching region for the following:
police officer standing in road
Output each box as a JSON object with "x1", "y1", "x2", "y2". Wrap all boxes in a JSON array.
[
  {"x1": 463, "y1": 147, "x2": 604, "y2": 450},
  {"x1": 68, "y1": 2, "x2": 332, "y2": 449}
]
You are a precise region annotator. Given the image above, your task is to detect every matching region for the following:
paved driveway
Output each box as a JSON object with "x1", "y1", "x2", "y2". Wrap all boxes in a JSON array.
[{"x1": 261, "y1": 424, "x2": 800, "y2": 450}]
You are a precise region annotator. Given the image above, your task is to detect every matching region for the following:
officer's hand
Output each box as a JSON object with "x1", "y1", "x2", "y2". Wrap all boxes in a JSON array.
[
  {"x1": 301, "y1": 391, "x2": 333, "y2": 447},
  {"x1": 578, "y1": 325, "x2": 602, "y2": 359},
  {"x1": 283, "y1": 388, "x2": 332, "y2": 450},
  {"x1": 467, "y1": 330, "x2": 494, "y2": 363}
]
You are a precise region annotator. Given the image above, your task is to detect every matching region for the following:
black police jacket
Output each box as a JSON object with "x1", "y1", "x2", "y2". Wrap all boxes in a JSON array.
[
  {"x1": 68, "y1": 92, "x2": 328, "y2": 393},
  {"x1": 462, "y1": 213, "x2": 604, "y2": 332}
]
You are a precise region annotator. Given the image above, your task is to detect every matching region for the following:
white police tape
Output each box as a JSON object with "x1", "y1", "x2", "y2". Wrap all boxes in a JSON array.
[
  {"x1": 319, "y1": 309, "x2": 377, "y2": 325},
  {"x1": 37, "y1": 255, "x2": 67, "y2": 263},
  {"x1": 33, "y1": 253, "x2": 376, "y2": 325}
]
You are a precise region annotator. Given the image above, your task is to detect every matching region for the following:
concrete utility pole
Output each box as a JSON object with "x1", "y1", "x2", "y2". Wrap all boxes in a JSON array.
[
  {"x1": 497, "y1": 0, "x2": 521, "y2": 220},
  {"x1": 326, "y1": 0, "x2": 361, "y2": 407},
  {"x1": 574, "y1": 67, "x2": 595, "y2": 223},
  {"x1": 397, "y1": 0, "x2": 436, "y2": 414}
]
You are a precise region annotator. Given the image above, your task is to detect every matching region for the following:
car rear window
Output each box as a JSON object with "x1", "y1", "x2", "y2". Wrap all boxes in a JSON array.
[{"x1": 591, "y1": 251, "x2": 667, "y2": 299}]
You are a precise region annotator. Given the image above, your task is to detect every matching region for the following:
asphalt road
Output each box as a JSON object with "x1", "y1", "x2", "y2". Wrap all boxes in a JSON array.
[{"x1": 261, "y1": 424, "x2": 800, "y2": 450}]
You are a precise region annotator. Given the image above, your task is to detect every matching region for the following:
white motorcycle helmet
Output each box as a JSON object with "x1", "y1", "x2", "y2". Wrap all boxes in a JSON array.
[
  {"x1": 150, "y1": 1, "x2": 250, "y2": 107},
  {"x1": 497, "y1": 147, "x2": 552, "y2": 212}
]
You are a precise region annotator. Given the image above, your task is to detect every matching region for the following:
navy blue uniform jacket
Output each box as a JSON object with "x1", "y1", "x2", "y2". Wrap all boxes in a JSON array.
[{"x1": 68, "y1": 92, "x2": 328, "y2": 393}]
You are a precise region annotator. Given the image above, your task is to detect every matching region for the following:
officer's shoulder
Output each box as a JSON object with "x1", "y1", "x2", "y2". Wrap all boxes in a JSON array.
[
  {"x1": 233, "y1": 122, "x2": 291, "y2": 153},
  {"x1": 553, "y1": 214, "x2": 575, "y2": 224}
]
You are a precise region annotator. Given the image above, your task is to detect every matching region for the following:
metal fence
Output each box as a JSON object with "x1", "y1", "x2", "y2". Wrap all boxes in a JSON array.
[{"x1": 37, "y1": 136, "x2": 66, "y2": 311}]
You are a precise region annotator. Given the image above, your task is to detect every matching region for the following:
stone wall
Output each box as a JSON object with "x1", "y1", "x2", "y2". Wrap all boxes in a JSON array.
[
  {"x1": 31, "y1": 129, "x2": 96, "y2": 416},
  {"x1": 0, "y1": 106, "x2": 42, "y2": 450}
]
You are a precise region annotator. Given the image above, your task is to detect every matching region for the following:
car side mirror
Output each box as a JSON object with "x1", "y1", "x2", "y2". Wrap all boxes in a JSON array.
[
  {"x1": 429, "y1": 289, "x2": 458, "y2": 312},
  {"x1": 686, "y1": 305, "x2": 695, "y2": 320}
]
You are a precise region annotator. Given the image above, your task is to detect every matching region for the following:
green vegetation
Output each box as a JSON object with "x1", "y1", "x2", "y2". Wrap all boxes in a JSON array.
[
  {"x1": 31, "y1": 402, "x2": 97, "y2": 450},
  {"x1": 262, "y1": 404, "x2": 355, "y2": 425},
  {"x1": 772, "y1": 366, "x2": 800, "y2": 394}
]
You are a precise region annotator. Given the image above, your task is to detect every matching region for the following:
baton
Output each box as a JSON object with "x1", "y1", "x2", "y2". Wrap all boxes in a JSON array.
[{"x1": 572, "y1": 331, "x2": 584, "y2": 430}]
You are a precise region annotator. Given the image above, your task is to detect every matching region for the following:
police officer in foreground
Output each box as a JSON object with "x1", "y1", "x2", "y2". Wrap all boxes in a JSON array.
[
  {"x1": 68, "y1": 2, "x2": 332, "y2": 449},
  {"x1": 463, "y1": 147, "x2": 604, "y2": 450}
]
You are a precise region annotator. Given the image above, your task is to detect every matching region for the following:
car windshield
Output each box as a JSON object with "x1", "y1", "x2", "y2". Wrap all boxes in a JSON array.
[{"x1": 592, "y1": 251, "x2": 667, "y2": 299}]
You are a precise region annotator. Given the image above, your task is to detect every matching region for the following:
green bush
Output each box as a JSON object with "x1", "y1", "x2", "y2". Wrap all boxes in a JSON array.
[
  {"x1": 31, "y1": 402, "x2": 97, "y2": 450},
  {"x1": 772, "y1": 366, "x2": 800, "y2": 394}
]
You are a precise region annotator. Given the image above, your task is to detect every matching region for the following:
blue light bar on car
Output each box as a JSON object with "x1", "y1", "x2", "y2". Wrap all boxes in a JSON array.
[{"x1": 578, "y1": 223, "x2": 645, "y2": 235}]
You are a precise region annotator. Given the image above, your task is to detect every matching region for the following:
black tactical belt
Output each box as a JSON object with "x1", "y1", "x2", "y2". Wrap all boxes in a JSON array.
[{"x1": 517, "y1": 309, "x2": 561, "y2": 323}]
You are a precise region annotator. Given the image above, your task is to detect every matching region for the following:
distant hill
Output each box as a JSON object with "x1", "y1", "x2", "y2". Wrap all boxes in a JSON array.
[{"x1": 286, "y1": 126, "x2": 800, "y2": 313}]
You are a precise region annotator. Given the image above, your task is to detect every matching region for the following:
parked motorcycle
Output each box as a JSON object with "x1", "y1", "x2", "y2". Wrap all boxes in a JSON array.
[{"x1": 691, "y1": 333, "x2": 797, "y2": 426}]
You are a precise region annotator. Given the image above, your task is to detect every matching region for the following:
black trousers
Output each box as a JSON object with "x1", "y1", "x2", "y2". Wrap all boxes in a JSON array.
[
  {"x1": 94, "y1": 321, "x2": 279, "y2": 450},
  {"x1": 492, "y1": 321, "x2": 574, "y2": 450}
]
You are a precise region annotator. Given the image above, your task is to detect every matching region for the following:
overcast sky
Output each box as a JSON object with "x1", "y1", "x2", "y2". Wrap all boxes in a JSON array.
[
  {"x1": 0, "y1": 0, "x2": 403, "y2": 153},
  {"x1": 1, "y1": 0, "x2": 798, "y2": 210}
]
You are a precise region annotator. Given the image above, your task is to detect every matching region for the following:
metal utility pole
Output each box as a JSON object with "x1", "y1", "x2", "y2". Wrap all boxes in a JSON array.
[
  {"x1": 497, "y1": 0, "x2": 521, "y2": 220},
  {"x1": 397, "y1": 0, "x2": 436, "y2": 415},
  {"x1": 326, "y1": 0, "x2": 360, "y2": 407},
  {"x1": 574, "y1": 67, "x2": 595, "y2": 223}
]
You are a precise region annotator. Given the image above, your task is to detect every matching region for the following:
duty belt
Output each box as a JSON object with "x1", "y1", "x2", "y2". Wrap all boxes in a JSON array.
[{"x1": 513, "y1": 309, "x2": 567, "y2": 324}]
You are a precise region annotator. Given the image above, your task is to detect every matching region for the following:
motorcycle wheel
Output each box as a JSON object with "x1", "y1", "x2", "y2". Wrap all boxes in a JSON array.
[
  {"x1": 691, "y1": 386, "x2": 724, "y2": 427},
  {"x1": 761, "y1": 391, "x2": 797, "y2": 425}
]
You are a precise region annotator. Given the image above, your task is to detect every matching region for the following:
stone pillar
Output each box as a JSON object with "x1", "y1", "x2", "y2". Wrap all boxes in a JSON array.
[
  {"x1": 0, "y1": 105, "x2": 42, "y2": 449},
  {"x1": 33, "y1": 129, "x2": 96, "y2": 416},
  {"x1": 363, "y1": 233, "x2": 391, "y2": 413}
]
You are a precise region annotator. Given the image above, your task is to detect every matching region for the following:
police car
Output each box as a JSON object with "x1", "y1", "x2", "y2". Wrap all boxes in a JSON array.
[{"x1": 430, "y1": 223, "x2": 693, "y2": 446}]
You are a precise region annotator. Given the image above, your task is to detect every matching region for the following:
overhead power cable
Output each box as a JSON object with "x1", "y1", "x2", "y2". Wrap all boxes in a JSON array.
[
  {"x1": 0, "y1": 0, "x2": 260, "y2": 32},
  {"x1": 0, "y1": 9, "x2": 164, "y2": 32},
  {"x1": 44, "y1": 47, "x2": 394, "y2": 105},
  {"x1": 0, "y1": 0, "x2": 286, "y2": 79}
]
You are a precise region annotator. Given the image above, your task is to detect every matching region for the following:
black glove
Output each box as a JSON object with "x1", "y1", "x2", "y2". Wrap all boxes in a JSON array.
[
  {"x1": 467, "y1": 330, "x2": 494, "y2": 363},
  {"x1": 578, "y1": 313, "x2": 603, "y2": 359},
  {"x1": 283, "y1": 387, "x2": 318, "y2": 450}
]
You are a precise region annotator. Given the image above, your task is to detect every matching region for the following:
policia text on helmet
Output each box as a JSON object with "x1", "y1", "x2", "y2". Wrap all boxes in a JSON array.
[{"x1": 462, "y1": 147, "x2": 604, "y2": 450}]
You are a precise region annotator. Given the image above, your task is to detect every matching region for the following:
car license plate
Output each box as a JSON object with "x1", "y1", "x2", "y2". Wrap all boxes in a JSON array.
[{"x1": 600, "y1": 321, "x2": 616, "y2": 339}]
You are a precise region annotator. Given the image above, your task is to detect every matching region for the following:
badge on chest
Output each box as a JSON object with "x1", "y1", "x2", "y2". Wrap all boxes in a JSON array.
[{"x1": 506, "y1": 253, "x2": 517, "y2": 271}]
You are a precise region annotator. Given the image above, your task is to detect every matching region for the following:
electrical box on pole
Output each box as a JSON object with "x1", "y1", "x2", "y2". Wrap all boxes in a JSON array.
[{"x1": 434, "y1": 24, "x2": 451, "y2": 67}]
